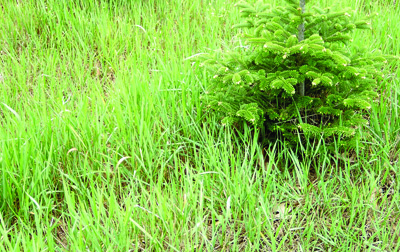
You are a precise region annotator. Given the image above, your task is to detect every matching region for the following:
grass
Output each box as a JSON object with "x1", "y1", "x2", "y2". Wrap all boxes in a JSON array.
[{"x1": 0, "y1": 0, "x2": 399, "y2": 251}]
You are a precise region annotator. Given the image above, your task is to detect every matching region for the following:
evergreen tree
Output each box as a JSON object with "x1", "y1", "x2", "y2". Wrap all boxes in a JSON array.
[{"x1": 198, "y1": 0, "x2": 398, "y2": 147}]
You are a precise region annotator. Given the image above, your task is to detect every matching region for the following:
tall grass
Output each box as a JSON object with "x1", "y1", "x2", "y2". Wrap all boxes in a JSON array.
[{"x1": 0, "y1": 0, "x2": 399, "y2": 251}]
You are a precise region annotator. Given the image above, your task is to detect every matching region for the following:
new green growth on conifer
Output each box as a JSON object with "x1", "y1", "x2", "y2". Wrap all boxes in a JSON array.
[{"x1": 198, "y1": 0, "x2": 397, "y2": 147}]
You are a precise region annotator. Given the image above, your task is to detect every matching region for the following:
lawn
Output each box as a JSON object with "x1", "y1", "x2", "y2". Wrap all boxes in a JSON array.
[{"x1": 0, "y1": 0, "x2": 399, "y2": 251}]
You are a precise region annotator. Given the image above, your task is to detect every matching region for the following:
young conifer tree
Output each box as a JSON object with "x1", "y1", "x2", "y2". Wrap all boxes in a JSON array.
[{"x1": 198, "y1": 0, "x2": 396, "y2": 147}]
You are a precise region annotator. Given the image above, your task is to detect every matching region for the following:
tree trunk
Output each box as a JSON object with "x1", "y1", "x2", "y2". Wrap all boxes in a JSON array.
[{"x1": 298, "y1": 0, "x2": 306, "y2": 96}]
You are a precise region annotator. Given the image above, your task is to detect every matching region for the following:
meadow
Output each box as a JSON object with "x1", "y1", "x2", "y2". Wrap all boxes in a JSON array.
[{"x1": 0, "y1": 0, "x2": 399, "y2": 251}]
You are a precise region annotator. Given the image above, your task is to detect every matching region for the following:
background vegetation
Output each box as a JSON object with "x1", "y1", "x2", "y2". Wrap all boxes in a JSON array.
[{"x1": 0, "y1": 0, "x2": 399, "y2": 251}]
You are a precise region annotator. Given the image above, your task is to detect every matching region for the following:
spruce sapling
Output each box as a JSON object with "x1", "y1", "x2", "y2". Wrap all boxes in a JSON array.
[{"x1": 198, "y1": 0, "x2": 398, "y2": 148}]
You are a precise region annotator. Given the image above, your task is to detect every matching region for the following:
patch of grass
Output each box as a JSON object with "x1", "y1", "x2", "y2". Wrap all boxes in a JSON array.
[{"x1": 0, "y1": 0, "x2": 399, "y2": 251}]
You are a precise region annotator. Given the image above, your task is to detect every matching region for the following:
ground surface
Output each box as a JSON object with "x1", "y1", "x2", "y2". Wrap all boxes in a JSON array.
[{"x1": 0, "y1": 0, "x2": 399, "y2": 251}]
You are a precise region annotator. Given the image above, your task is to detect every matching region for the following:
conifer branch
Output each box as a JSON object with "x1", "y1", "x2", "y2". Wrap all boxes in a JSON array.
[{"x1": 298, "y1": 0, "x2": 306, "y2": 96}]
